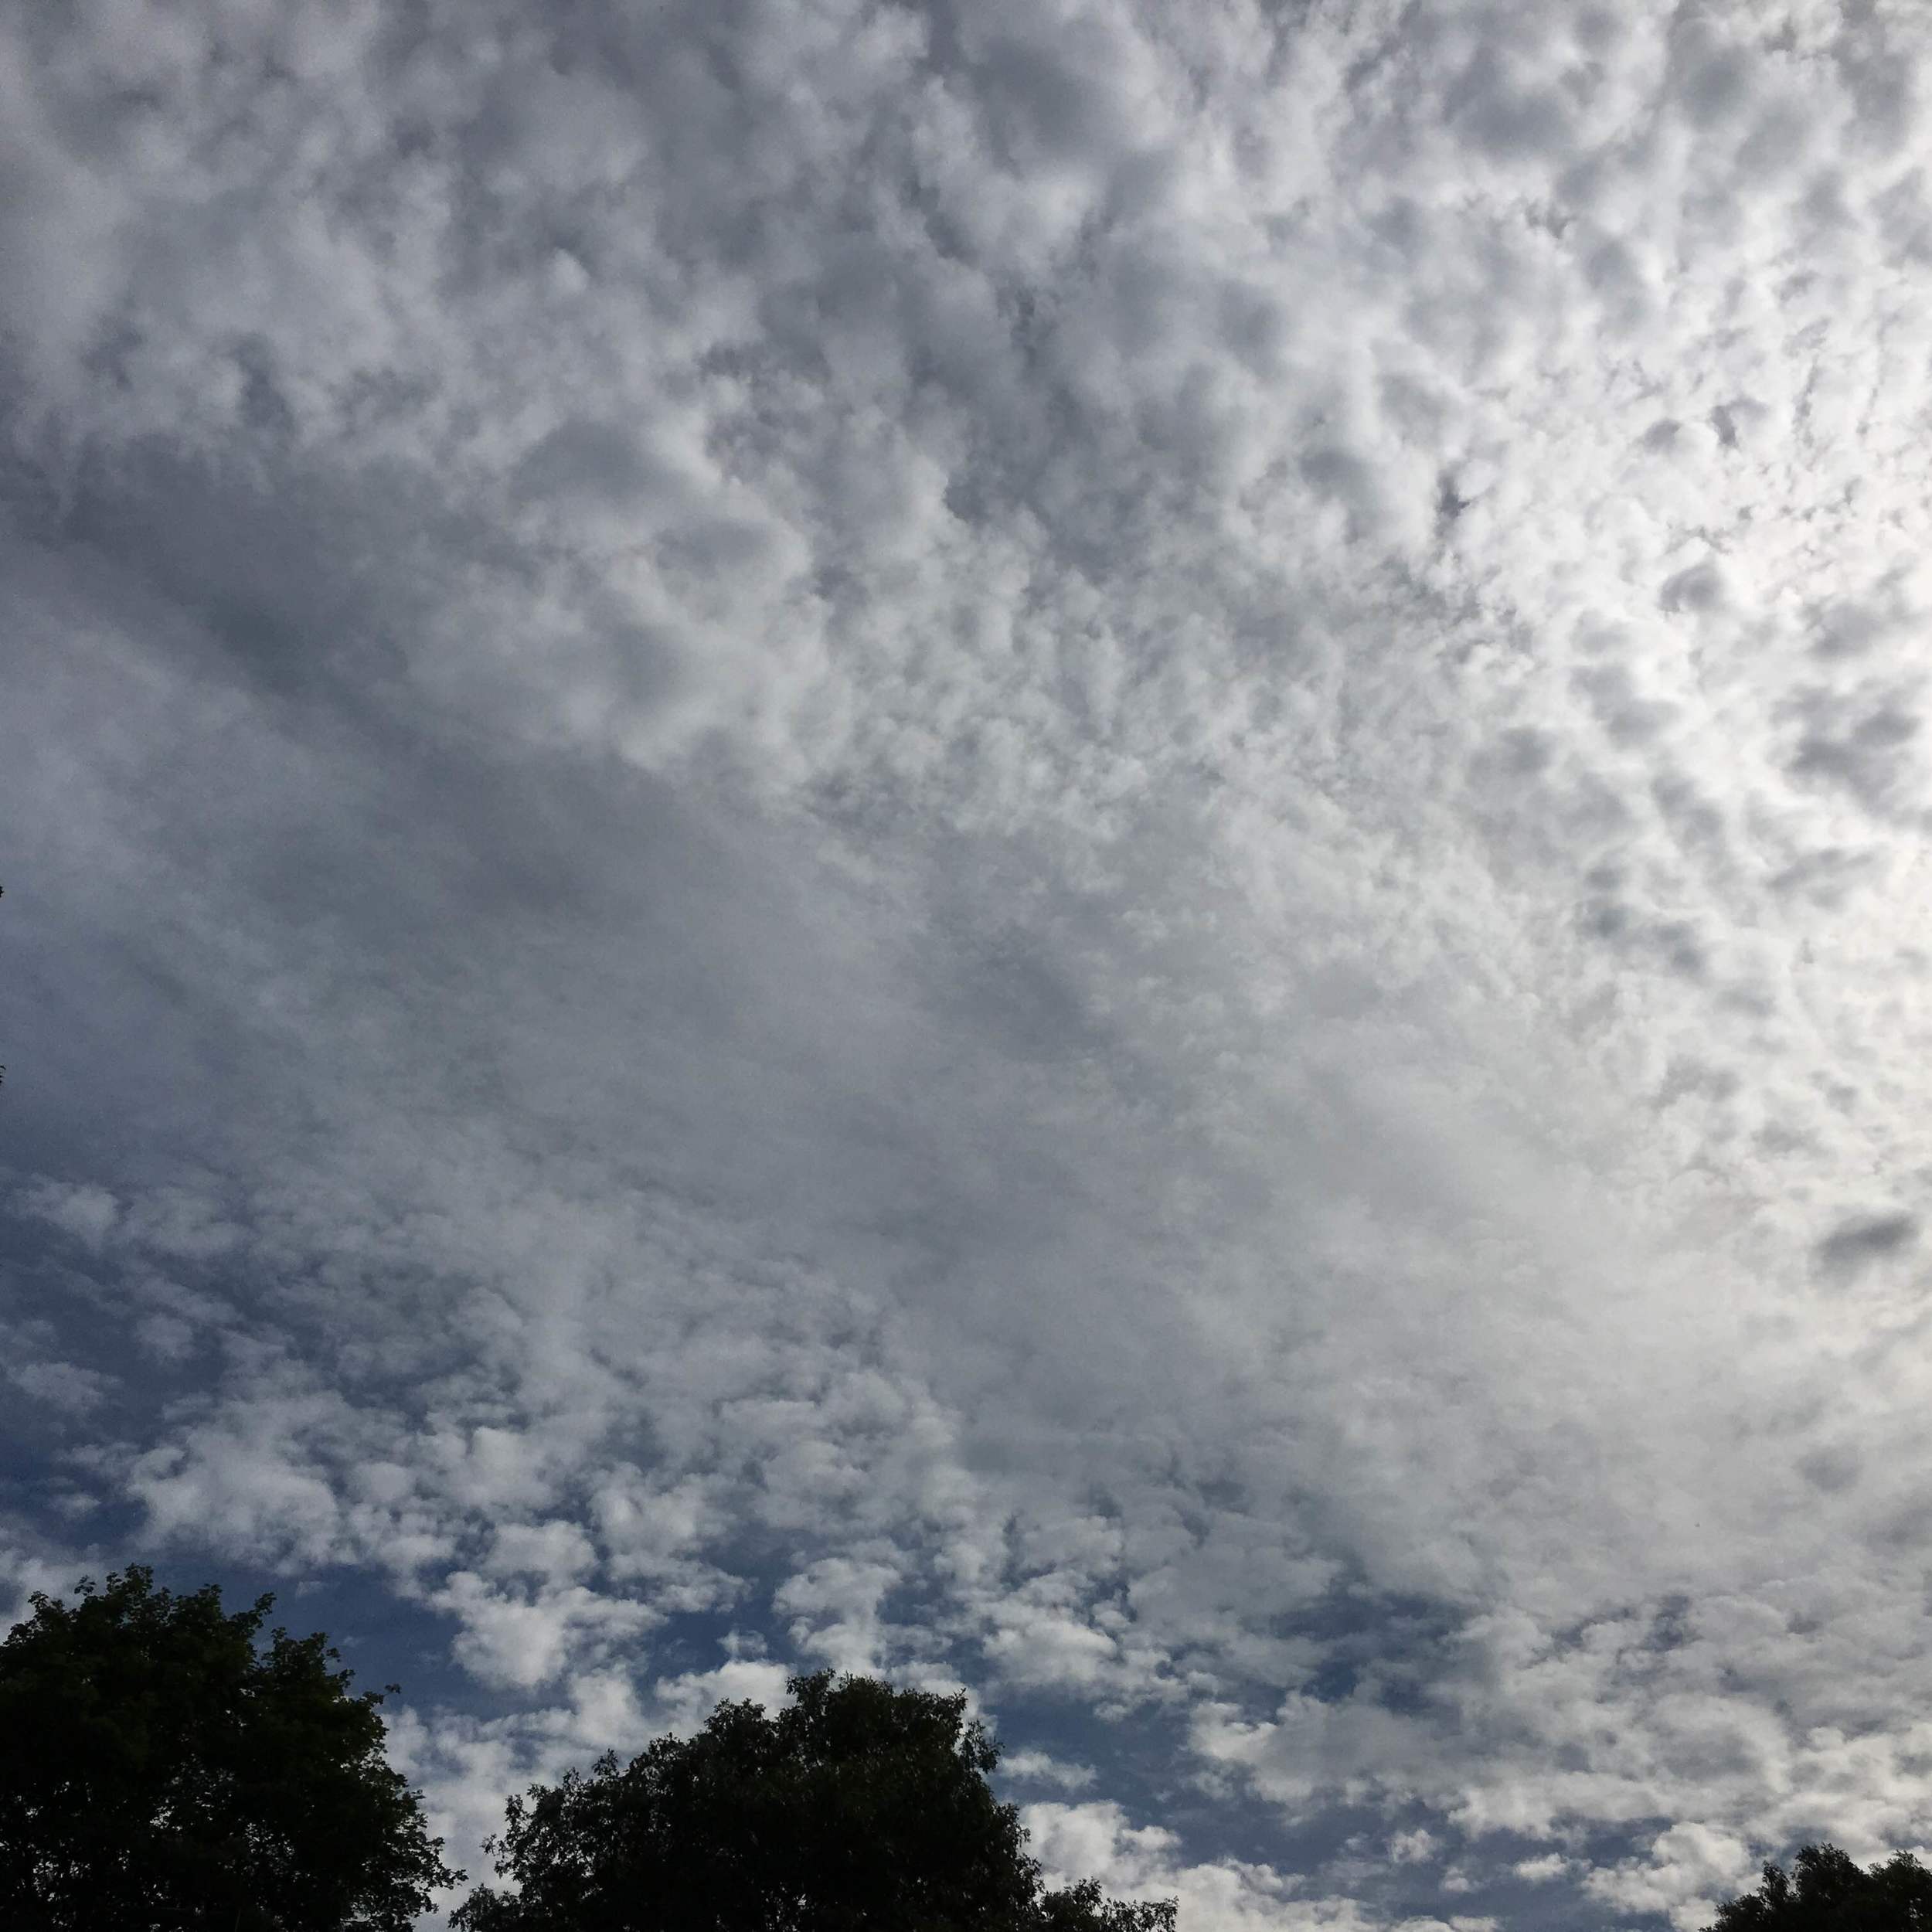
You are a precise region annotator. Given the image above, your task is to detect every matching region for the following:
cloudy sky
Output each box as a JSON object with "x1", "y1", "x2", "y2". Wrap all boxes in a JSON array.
[{"x1": 8, "y1": 0, "x2": 1932, "y2": 1924}]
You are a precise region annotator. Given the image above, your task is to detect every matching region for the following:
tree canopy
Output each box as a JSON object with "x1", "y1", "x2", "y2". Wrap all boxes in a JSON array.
[
  {"x1": 0, "y1": 1565, "x2": 458, "y2": 1931},
  {"x1": 1706, "y1": 1843, "x2": 1932, "y2": 1930},
  {"x1": 453, "y1": 1668, "x2": 1176, "y2": 1932}
]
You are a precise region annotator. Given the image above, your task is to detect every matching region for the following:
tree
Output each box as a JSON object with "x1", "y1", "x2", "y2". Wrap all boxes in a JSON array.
[
  {"x1": 454, "y1": 1669, "x2": 1176, "y2": 1932},
  {"x1": 1706, "y1": 1842, "x2": 1932, "y2": 1930},
  {"x1": 0, "y1": 1565, "x2": 460, "y2": 1931}
]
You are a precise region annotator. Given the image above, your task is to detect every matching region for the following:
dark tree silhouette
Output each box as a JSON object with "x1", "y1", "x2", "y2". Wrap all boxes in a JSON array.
[
  {"x1": 454, "y1": 1668, "x2": 1176, "y2": 1932},
  {"x1": 1706, "y1": 1842, "x2": 1932, "y2": 1930},
  {"x1": 0, "y1": 1565, "x2": 459, "y2": 1931}
]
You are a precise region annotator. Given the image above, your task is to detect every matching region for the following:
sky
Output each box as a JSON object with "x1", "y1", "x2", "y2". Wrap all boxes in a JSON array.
[{"x1": 5, "y1": 0, "x2": 1932, "y2": 1926}]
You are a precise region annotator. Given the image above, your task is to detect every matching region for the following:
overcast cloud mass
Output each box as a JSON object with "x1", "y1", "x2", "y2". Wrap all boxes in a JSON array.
[{"x1": 9, "y1": 1, "x2": 1932, "y2": 1924}]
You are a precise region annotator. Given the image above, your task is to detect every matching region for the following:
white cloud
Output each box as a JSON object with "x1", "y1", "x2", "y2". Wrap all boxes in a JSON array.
[
  {"x1": 1512, "y1": 1854, "x2": 1573, "y2": 1885},
  {"x1": 1003, "y1": 1750, "x2": 1099, "y2": 1792},
  {"x1": 1583, "y1": 1822, "x2": 1757, "y2": 1932},
  {"x1": 1026, "y1": 1800, "x2": 1497, "y2": 1932},
  {"x1": 9, "y1": 0, "x2": 1932, "y2": 1924},
  {"x1": 427, "y1": 1571, "x2": 655, "y2": 1692}
]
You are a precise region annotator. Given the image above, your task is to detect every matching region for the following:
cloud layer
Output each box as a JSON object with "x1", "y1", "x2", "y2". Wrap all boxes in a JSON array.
[{"x1": 9, "y1": 1, "x2": 1932, "y2": 1924}]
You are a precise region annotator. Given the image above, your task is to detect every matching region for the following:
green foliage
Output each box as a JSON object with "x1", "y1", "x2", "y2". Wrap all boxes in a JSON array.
[
  {"x1": 1706, "y1": 1843, "x2": 1932, "y2": 1930},
  {"x1": 0, "y1": 1565, "x2": 459, "y2": 1931},
  {"x1": 454, "y1": 1668, "x2": 1176, "y2": 1932}
]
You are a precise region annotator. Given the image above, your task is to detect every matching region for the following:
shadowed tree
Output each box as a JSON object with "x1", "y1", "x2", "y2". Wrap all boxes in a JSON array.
[
  {"x1": 0, "y1": 1566, "x2": 459, "y2": 1931},
  {"x1": 1706, "y1": 1842, "x2": 1932, "y2": 1930},
  {"x1": 453, "y1": 1668, "x2": 1176, "y2": 1932}
]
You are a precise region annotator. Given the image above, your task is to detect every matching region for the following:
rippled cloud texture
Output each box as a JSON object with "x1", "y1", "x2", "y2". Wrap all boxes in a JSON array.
[{"x1": 7, "y1": 2, "x2": 1932, "y2": 1925}]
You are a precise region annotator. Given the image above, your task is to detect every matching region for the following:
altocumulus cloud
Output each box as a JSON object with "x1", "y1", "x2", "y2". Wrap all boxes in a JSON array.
[{"x1": 5, "y1": 1, "x2": 1932, "y2": 1926}]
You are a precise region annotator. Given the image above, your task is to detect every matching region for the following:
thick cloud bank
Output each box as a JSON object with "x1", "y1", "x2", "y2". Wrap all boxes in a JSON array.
[{"x1": 7, "y1": 2, "x2": 1932, "y2": 1925}]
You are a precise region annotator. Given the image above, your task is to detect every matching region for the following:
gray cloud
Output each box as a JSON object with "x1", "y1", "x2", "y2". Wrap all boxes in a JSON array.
[{"x1": 1815, "y1": 1212, "x2": 1919, "y2": 1277}]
